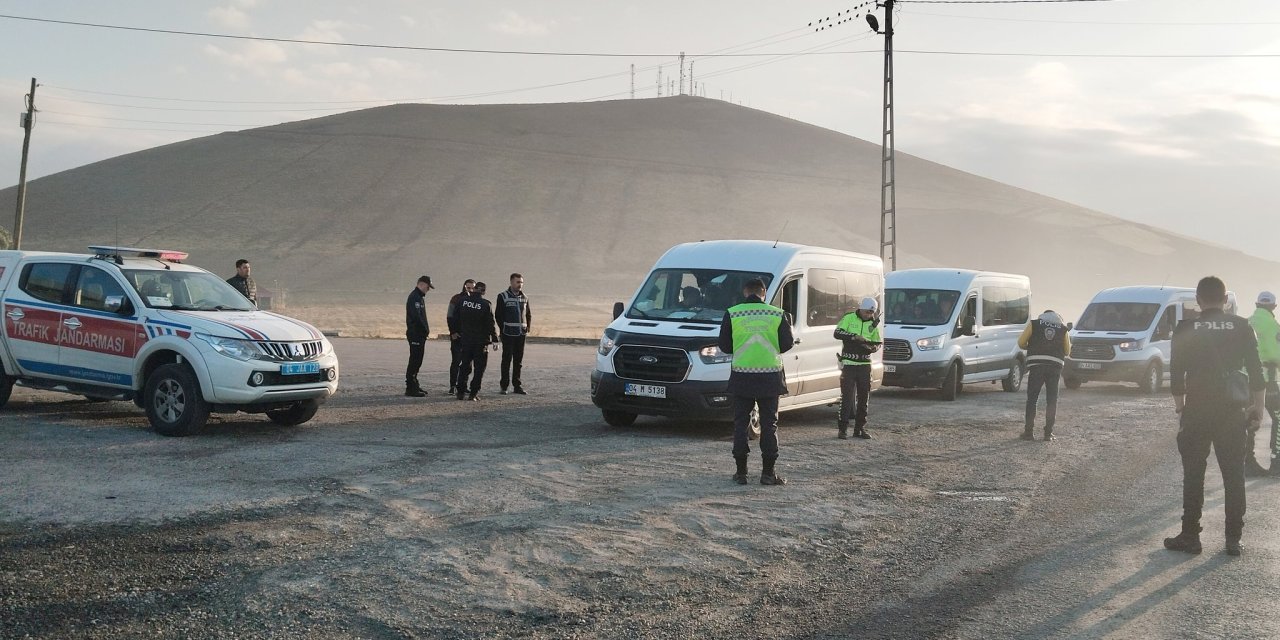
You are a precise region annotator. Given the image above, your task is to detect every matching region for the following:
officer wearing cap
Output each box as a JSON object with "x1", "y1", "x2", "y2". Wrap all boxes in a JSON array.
[
  {"x1": 717, "y1": 277, "x2": 795, "y2": 485},
  {"x1": 1248, "y1": 290, "x2": 1280, "y2": 476},
  {"x1": 1018, "y1": 310, "x2": 1071, "y2": 442},
  {"x1": 834, "y1": 297, "x2": 882, "y2": 439},
  {"x1": 1164, "y1": 276, "x2": 1265, "y2": 557},
  {"x1": 404, "y1": 275, "x2": 434, "y2": 397}
]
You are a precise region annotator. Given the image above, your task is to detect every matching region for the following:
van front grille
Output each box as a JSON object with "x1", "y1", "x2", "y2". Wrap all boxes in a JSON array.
[
  {"x1": 613, "y1": 345, "x2": 690, "y2": 383},
  {"x1": 1070, "y1": 340, "x2": 1115, "y2": 361},
  {"x1": 883, "y1": 338, "x2": 912, "y2": 362}
]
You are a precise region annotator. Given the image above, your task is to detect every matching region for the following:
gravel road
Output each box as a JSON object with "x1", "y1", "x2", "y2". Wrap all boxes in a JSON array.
[{"x1": 1, "y1": 338, "x2": 1277, "y2": 639}]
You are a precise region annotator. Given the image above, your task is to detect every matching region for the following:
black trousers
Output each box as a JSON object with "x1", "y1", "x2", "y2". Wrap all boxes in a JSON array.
[
  {"x1": 733, "y1": 395, "x2": 780, "y2": 459},
  {"x1": 1178, "y1": 401, "x2": 1247, "y2": 538},
  {"x1": 1252, "y1": 380, "x2": 1280, "y2": 462},
  {"x1": 500, "y1": 334, "x2": 526, "y2": 390},
  {"x1": 405, "y1": 337, "x2": 425, "y2": 387},
  {"x1": 839, "y1": 365, "x2": 871, "y2": 428},
  {"x1": 456, "y1": 342, "x2": 490, "y2": 394},
  {"x1": 449, "y1": 337, "x2": 464, "y2": 389},
  {"x1": 1025, "y1": 365, "x2": 1062, "y2": 433}
]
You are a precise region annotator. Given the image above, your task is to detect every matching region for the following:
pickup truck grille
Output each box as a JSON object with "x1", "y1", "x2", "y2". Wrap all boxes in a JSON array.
[
  {"x1": 613, "y1": 345, "x2": 690, "y2": 383},
  {"x1": 256, "y1": 340, "x2": 324, "y2": 362},
  {"x1": 1070, "y1": 340, "x2": 1115, "y2": 361},
  {"x1": 883, "y1": 338, "x2": 912, "y2": 362}
]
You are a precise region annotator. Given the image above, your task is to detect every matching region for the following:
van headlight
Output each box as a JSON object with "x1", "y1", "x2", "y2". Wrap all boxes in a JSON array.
[
  {"x1": 195, "y1": 333, "x2": 261, "y2": 361},
  {"x1": 1118, "y1": 339, "x2": 1145, "y2": 352},
  {"x1": 598, "y1": 328, "x2": 618, "y2": 356},
  {"x1": 915, "y1": 334, "x2": 945, "y2": 351},
  {"x1": 699, "y1": 345, "x2": 733, "y2": 364}
]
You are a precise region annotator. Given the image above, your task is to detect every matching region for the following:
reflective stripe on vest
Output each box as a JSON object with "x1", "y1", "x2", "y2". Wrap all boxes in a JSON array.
[{"x1": 729, "y1": 303, "x2": 785, "y2": 373}]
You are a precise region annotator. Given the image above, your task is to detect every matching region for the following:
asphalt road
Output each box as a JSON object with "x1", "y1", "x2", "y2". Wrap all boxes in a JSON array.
[{"x1": 1, "y1": 338, "x2": 1277, "y2": 639}]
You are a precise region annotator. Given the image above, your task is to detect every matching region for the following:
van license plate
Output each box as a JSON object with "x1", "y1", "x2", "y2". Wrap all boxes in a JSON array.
[
  {"x1": 1076, "y1": 362, "x2": 1102, "y2": 370},
  {"x1": 281, "y1": 362, "x2": 320, "y2": 375},
  {"x1": 624, "y1": 383, "x2": 667, "y2": 399},
  {"x1": 884, "y1": 365, "x2": 897, "y2": 373}
]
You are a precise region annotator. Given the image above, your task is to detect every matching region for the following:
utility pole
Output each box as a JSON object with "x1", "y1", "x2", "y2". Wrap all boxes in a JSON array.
[
  {"x1": 13, "y1": 77, "x2": 36, "y2": 250},
  {"x1": 874, "y1": 1, "x2": 897, "y2": 271},
  {"x1": 657, "y1": 66, "x2": 663, "y2": 97},
  {"x1": 678, "y1": 52, "x2": 686, "y2": 95},
  {"x1": 689, "y1": 60, "x2": 695, "y2": 97},
  {"x1": 630, "y1": 64, "x2": 635, "y2": 99}
]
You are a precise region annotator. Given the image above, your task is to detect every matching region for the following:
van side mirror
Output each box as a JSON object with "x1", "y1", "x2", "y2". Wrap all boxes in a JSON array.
[{"x1": 612, "y1": 302, "x2": 625, "y2": 320}]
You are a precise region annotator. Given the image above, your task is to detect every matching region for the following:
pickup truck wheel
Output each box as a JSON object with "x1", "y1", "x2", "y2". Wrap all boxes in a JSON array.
[
  {"x1": 1138, "y1": 361, "x2": 1163, "y2": 394},
  {"x1": 940, "y1": 363, "x2": 962, "y2": 401},
  {"x1": 602, "y1": 410, "x2": 637, "y2": 427},
  {"x1": 266, "y1": 399, "x2": 321, "y2": 426},
  {"x1": 145, "y1": 363, "x2": 210, "y2": 437},
  {"x1": 1001, "y1": 359, "x2": 1025, "y2": 392}
]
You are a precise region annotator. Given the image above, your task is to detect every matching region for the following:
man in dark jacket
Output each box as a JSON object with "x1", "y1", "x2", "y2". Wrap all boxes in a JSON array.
[
  {"x1": 404, "y1": 275, "x2": 434, "y2": 397},
  {"x1": 495, "y1": 273, "x2": 532, "y2": 395},
  {"x1": 447, "y1": 279, "x2": 476, "y2": 395},
  {"x1": 456, "y1": 281, "x2": 500, "y2": 401},
  {"x1": 226, "y1": 259, "x2": 257, "y2": 306},
  {"x1": 1164, "y1": 276, "x2": 1265, "y2": 557},
  {"x1": 1019, "y1": 310, "x2": 1071, "y2": 441},
  {"x1": 717, "y1": 278, "x2": 795, "y2": 486}
]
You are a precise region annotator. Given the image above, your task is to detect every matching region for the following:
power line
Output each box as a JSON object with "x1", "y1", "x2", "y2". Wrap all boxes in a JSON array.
[
  {"x1": 41, "y1": 109, "x2": 273, "y2": 127},
  {"x1": 900, "y1": 9, "x2": 1280, "y2": 24},
  {"x1": 895, "y1": 0, "x2": 1121, "y2": 3},
  {"x1": 40, "y1": 118, "x2": 235, "y2": 134}
]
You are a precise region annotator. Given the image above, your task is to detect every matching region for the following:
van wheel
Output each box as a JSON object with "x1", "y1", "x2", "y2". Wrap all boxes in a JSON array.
[
  {"x1": 1139, "y1": 361, "x2": 1163, "y2": 394},
  {"x1": 602, "y1": 410, "x2": 638, "y2": 427},
  {"x1": 266, "y1": 399, "x2": 321, "y2": 426},
  {"x1": 1001, "y1": 359, "x2": 1025, "y2": 392},
  {"x1": 144, "y1": 363, "x2": 210, "y2": 437},
  {"x1": 1064, "y1": 376, "x2": 1083, "y2": 390},
  {"x1": 940, "y1": 363, "x2": 962, "y2": 401}
]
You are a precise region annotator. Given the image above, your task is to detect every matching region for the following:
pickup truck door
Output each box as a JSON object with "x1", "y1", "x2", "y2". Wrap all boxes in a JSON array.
[
  {"x1": 56, "y1": 265, "x2": 142, "y2": 388},
  {"x1": 3, "y1": 262, "x2": 74, "y2": 379}
]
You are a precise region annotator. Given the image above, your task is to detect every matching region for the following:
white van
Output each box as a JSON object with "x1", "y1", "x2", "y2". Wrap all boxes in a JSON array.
[
  {"x1": 590, "y1": 240, "x2": 883, "y2": 428},
  {"x1": 880, "y1": 269, "x2": 1031, "y2": 400},
  {"x1": 1064, "y1": 286, "x2": 1237, "y2": 392}
]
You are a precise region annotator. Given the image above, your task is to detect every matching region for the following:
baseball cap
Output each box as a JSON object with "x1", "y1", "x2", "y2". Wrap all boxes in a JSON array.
[
  {"x1": 1257, "y1": 291, "x2": 1275, "y2": 305},
  {"x1": 417, "y1": 275, "x2": 435, "y2": 290}
]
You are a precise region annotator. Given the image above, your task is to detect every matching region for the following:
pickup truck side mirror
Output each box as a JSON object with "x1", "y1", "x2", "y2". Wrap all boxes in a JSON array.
[{"x1": 612, "y1": 302, "x2": 624, "y2": 320}]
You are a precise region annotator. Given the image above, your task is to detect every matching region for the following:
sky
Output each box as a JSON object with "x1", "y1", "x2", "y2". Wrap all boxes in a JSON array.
[{"x1": 0, "y1": 0, "x2": 1277, "y2": 259}]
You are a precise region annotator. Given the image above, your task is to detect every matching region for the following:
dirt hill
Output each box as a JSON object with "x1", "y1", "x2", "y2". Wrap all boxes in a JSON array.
[{"x1": 3, "y1": 96, "x2": 1274, "y2": 336}]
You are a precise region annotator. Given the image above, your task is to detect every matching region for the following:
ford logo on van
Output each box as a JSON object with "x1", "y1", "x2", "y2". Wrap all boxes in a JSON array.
[{"x1": 639, "y1": 355, "x2": 659, "y2": 364}]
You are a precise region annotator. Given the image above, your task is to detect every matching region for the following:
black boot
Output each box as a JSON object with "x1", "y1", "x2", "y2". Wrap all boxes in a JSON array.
[
  {"x1": 1020, "y1": 427, "x2": 1035, "y2": 441},
  {"x1": 1245, "y1": 456, "x2": 1268, "y2": 477},
  {"x1": 1163, "y1": 525, "x2": 1202, "y2": 554},
  {"x1": 838, "y1": 422, "x2": 849, "y2": 440},
  {"x1": 1043, "y1": 429, "x2": 1055, "y2": 442},
  {"x1": 733, "y1": 456, "x2": 748, "y2": 485},
  {"x1": 761, "y1": 457, "x2": 786, "y2": 485},
  {"x1": 405, "y1": 380, "x2": 427, "y2": 397},
  {"x1": 1226, "y1": 537, "x2": 1243, "y2": 556},
  {"x1": 855, "y1": 424, "x2": 871, "y2": 440}
]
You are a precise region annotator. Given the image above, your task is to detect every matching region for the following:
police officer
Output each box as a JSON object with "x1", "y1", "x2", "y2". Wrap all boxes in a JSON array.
[
  {"x1": 835, "y1": 297, "x2": 881, "y2": 440},
  {"x1": 226, "y1": 259, "x2": 257, "y2": 307},
  {"x1": 404, "y1": 275, "x2": 434, "y2": 397},
  {"x1": 1247, "y1": 290, "x2": 1280, "y2": 476},
  {"x1": 447, "y1": 279, "x2": 477, "y2": 396},
  {"x1": 495, "y1": 273, "x2": 532, "y2": 395},
  {"x1": 1019, "y1": 310, "x2": 1071, "y2": 442},
  {"x1": 1164, "y1": 276, "x2": 1265, "y2": 557},
  {"x1": 717, "y1": 278, "x2": 795, "y2": 485},
  {"x1": 455, "y1": 281, "x2": 499, "y2": 401}
]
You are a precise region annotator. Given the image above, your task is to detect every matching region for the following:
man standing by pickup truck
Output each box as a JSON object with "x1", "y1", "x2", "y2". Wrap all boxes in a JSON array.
[
  {"x1": 226, "y1": 259, "x2": 257, "y2": 307},
  {"x1": 405, "y1": 275, "x2": 434, "y2": 398}
]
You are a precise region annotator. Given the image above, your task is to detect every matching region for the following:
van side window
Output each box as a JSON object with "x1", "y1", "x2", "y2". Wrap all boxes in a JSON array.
[
  {"x1": 771, "y1": 278, "x2": 800, "y2": 324},
  {"x1": 807, "y1": 269, "x2": 844, "y2": 326},
  {"x1": 958, "y1": 295, "x2": 978, "y2": 331},
  {"x1": 73, "y1": 266, "x2": 129, "y2": 313},
  {"x1": 19, "y1": 263, "x2": 75, "y2": 304},
  {"x1": 1154, "y1": 305, "x2": 1176, "y2": 341},
  {"x1": 981, "y1": 286, "x2": 1030, "y2": 326}
]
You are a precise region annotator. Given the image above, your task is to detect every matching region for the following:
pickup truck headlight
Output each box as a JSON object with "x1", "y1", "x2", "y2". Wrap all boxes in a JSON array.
[
  {"x1": 699, "y1": 345, "x2": 733, "y2": 364},
  {"x1": 195, "y1": 333, "x2": 261, "y2": 361},
  {"x1": 1118, "y1": 339, "x2": 1145, "y2": 352},
  {"x1": 598, "y1": 329, "x2": 618, "y2": 356},
  {"x1": 915, "y1": 334, "x2": 945, "y2": 351}
]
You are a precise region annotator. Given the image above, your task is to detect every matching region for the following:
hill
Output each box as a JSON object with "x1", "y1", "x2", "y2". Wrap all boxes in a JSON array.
[{"x1": 2, "y1": 96, "x2": 1274, "y2": 336}]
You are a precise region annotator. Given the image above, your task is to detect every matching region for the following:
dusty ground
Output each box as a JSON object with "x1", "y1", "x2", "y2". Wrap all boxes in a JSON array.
[{"x1": 1, "y1": 338, "x2": 1278, "y2": 639}]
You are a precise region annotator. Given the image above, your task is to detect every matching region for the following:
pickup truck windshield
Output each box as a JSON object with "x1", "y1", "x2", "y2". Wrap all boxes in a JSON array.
[
  {"x1": 122, "y1": 269, "x2": 257, "y2": 312},
  {"x1": 627, "y1": 269, "x2": 773, "y2": 324}
]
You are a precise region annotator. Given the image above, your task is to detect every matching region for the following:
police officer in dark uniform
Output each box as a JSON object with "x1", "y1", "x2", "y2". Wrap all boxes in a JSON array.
[
  {"x1": 404, "y1": 275, "x2": 434, "y2": 397},
  {"x1": 1019, "y1": 310, "x2": 1071, "y2": 441},
  {"x1": 717, "y1": 277, "x2": 795, "y2": 486},
  {"x1": 455, "y1": 281, "x2": 499, "y2": 401},
  {"x1": 1165, "y1": 276, "x2": 1265, "y2": 557},
  {"x1": 447, "y1": 279, "x2": 476, "y2": 395}
]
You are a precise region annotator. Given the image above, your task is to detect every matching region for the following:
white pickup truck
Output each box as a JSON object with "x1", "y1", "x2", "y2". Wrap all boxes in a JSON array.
[{"x1": 0, "y1": 246, "x2": 339, "y2": 436}]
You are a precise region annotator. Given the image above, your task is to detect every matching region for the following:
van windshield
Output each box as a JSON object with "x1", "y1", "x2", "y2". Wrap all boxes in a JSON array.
[
  {"x1": 628, "y1": 269, "x2": 774, "y2": 324},
  {"x1": 1076, "y1": 302, "x2": 1159, "y2": 332},
  {"x1": 885, "y1": 289, "x2": 961, "y2": 326},
  {"x1": 122, "y1": 269, "x2": 257, "y2": 312}
]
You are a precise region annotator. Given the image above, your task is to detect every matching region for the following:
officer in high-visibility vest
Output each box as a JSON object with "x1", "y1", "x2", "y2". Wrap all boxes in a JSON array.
[
  {"x1": 1247, "y1": 290, "x2": 1280, "y2": 476},
  {"x1": 1164, "y1": 276, "x2": 1265, "y2": 557},
  {"x1": 717, "y1": 277, "x2": 795, "y2": 485},
  {"x1": 834, "y1": 297, "x2": 882, "y2": 440}
]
